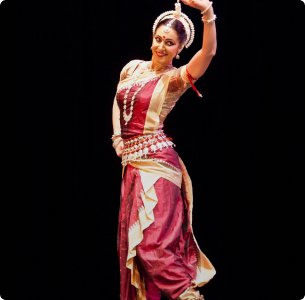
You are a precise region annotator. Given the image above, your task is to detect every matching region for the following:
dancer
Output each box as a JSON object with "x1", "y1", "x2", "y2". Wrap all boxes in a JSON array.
[{"x1": 112, "y1": 0, "x2": 217, "y2": 299}]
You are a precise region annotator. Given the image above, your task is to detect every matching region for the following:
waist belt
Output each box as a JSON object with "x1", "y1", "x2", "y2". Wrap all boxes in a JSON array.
[{"x1": 122, "y1": 131, "x2": 175, "y2": 166}]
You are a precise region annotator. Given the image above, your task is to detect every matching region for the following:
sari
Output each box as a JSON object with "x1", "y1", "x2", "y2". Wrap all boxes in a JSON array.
[{"x1": 115, "y1": 60, "x2": 216, "y2": 300}]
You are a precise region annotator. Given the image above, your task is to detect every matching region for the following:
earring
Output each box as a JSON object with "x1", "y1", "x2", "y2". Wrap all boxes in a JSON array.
[{"x1": 176, "y1": 54, "x2": 180, "y2": 59}]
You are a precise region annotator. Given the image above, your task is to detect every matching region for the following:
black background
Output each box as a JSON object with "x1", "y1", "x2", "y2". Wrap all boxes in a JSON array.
[{"x1": 6, "y1": 0, "x2": 305, "y2": 299}]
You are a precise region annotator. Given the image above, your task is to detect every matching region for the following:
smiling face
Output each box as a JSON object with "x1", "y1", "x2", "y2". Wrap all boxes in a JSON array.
[{"x1": 151, "y1": 24, "x2": 182, "y2": 68}]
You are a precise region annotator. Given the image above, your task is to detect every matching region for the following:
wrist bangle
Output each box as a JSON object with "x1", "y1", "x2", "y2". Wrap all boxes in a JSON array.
[
  {"x1": 202, "y1": 14, "x2": 217, "y2": 24},
  {"x1": 200, "y1": 1, "x2": 213, "y2": 15}
]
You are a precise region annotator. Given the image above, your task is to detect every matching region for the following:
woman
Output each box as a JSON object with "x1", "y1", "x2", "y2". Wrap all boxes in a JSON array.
[{"x1": 112, "y1": 0, "x2": 217, "y2": 299}]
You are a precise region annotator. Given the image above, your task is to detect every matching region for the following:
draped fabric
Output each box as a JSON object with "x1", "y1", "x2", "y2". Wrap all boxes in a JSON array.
[{"x1": 115, "y1": 60, "x2": 216, "y2": 300}]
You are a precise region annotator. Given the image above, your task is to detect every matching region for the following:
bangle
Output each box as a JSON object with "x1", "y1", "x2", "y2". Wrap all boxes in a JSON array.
[
  {"x1": 113, "y1": 130, "x2": 121, "y2": 135},
  {"x1": 200, "y1": 1, "x2": 213, "y2": 15},
  {"x1": 202, "y1": 14, "x2": 217, "y2": 24}
]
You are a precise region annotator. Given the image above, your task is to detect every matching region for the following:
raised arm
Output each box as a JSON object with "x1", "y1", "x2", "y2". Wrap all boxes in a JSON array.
[{"x1": 181, "y1": 0, "x2": 217, "y2": 79}]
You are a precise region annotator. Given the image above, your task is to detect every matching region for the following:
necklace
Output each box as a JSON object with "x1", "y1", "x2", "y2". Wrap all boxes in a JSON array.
[
  {"x1": 122, "y1": 80, "x2": 147, "y2": 125},
  {"x1": 121, "y1": 61, "x2": 173, "y2": 125}
]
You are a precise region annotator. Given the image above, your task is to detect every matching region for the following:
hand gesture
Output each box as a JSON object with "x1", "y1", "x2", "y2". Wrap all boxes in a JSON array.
[{"x1": 180, "y1": 0, "x2": 212, "y2": 11}]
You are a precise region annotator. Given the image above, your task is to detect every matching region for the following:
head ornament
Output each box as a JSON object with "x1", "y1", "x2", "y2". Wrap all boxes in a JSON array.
[{"x1": 152, "y1": 0, "x2": 195, "y2": 49}]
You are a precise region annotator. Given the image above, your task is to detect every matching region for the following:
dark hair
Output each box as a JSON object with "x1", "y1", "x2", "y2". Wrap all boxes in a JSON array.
[{"x1": 155, "y1": 18, "x2": 187, "y2": 46}]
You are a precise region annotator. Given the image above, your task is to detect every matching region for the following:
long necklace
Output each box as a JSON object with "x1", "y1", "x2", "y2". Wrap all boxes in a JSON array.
[
  {"x1": 122, "y1": 81, "x2": 147, "y2": 125},
  {"x1": 121, "y1": 62, "x2": 173, "y2": 125}
]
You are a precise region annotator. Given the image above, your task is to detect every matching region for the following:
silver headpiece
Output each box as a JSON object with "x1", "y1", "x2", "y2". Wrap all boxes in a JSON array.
[{"x1": 152, "y1": 0, "x2": 195, "y2": 49}]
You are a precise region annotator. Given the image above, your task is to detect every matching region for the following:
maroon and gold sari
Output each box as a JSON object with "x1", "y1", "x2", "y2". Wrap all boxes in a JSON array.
[{"x1": 115, "y1": 60, "x2": 215, "y2": 300}]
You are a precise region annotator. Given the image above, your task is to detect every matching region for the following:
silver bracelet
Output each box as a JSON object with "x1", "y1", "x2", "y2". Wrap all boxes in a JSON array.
[{"x1": 202, "y1": 14, "x2": 217, "y2": 24}]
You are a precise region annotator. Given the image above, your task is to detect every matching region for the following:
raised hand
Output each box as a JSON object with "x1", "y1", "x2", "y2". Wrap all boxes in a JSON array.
[{"x1": 180, "y1": 0, "x2": 212, "y2": 11}]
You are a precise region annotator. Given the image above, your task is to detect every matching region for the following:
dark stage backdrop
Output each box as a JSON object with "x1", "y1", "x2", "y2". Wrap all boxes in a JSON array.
[{"x1": 8, "y1": 0, "x2": 305, "y2": 299}]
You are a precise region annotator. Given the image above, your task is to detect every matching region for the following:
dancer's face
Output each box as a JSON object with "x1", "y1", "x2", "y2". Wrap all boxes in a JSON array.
[{"x1": 151, "y1": 25, "x2": 181, "y2": 66}]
